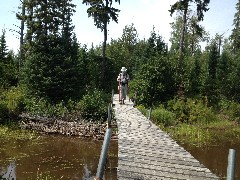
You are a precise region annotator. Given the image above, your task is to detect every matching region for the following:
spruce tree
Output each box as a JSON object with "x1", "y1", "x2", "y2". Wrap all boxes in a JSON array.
[
  {"x1": 169, "y1": 0, "x2": 210, "y2": 56},
  {"x1": 230, "y1": 0, "x2": 240, "y2": 53},
  {"x1": 0, "y1": 29, "x2": 8, "y2": 62},
  {"x1": 83, "y1": 0, "x2": 120, "y2": 89},
  {"x1": 23, "y1": 0, "x2": 83, "y2": 102}
]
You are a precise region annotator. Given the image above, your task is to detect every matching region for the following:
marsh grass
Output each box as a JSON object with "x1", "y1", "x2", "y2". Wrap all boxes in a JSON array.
[
  {"x1": 0, "y1": 122, "x2": 38, "y2": 141},
  {"x1": 137, "y1": 101, "x2": 240, "y2": 147},
  {"x1": 164, "y1": 124, "x2": 212, "y2": 146}
]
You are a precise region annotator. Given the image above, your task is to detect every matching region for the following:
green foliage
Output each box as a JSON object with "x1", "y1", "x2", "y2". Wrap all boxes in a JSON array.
[
  {"x1": 0, "y1": 87, "x2": 24, "y2": 121},
  {"x1": 136, "y1": 104, "x2": 148, "y2": 116},
  {"x1": 78, "y1": 89, "x2": 108, "y2": 121},
  {"x1": 167, "y1": 98, "x2": 218, "y2": 124},
  {"x1": 165, "y1": 124, "x2": 212, "y2": 146},
  {"x1": 0, "y1": 29, "x2": 8, "y2": 60},
  {"x1": 218, "y1": 100, "x2": 240, "y2": 123},
  {"x1": 151, "y1": 106, "x2": 176, "y2": 127},
  {"x1": 230, "y1": 1, "x2": 240, "y2": 53},
  {"x1": 130, "y1": 52, "x2": 177, "y2": 107},
  {"x1": 23, "y1": 96, "x2": 75, "y2": 118},
  {"x1": 0, "y1": 123, "x2": 37, "y2": 140},
  {"x1": 23, "y1": 41, "x2": 83, "y2": 102},
  {"x1": 0, "y1": 100, "x2": 8, "y2": 121},
  {"x1": 169, "y1": 0, "x2": 210, "y2": 22},
  {"x1": 82, "y1": 0, "x2": 120, "y2": 31},
  {"x1": 22, "y1": 0, "x2": 81, "y2": 103},
  {"x1": 0, "y1": 47, "x2": 18, "y2": 88},
  {"x1": 208, "y1": 40, "x2": 219, "y2": 79}
]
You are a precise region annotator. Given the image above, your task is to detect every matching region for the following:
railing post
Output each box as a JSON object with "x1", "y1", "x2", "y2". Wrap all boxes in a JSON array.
[
  {"x1": 133, "y1": 91, "x2": 137, "y2": 107},
  {"x1": 111, "y1": 89, "x2": 114, "y2": 106},
  {"x1": 95, "y1": 128, "x2": 112, "y2": 180},
  {"x1": 95, "y1": 94, "x2": 113, "y2": 180},
  {"x1": 107, "y1": 103, "x2": 111, "y2": 127},
  {"x1": 227, "y1": 149, "x2": 237, "y2": 180},
  {"x1": 148, "y1": 107, "x2": 152, "y2": 120}
]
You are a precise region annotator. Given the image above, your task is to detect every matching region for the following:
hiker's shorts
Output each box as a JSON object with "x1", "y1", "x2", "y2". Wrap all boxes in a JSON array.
[{"x1": 120, "y1": 84, "x2": 128, "y2": 100}]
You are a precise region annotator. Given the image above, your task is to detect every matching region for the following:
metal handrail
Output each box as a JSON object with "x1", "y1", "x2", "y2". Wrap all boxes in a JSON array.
[{"x1": 94, "y1": 90, "x2": 114, "y2": 180}]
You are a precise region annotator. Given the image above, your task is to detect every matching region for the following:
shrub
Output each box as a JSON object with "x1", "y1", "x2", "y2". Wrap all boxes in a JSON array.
[
  {"x1": 24, "y1": 97, "x2": 51, "y2": 117},
  {"x1": 0, "y1": 101, "x2": 8, "y2": 122},
  {"x1": 151, "y1": 106, "x2": 176, "y2": 127},
  {"x1": 137, "y1": 104, "x2": 148, "y2": 116},
  {"x1": 166, "y1": 124, "x2": 212, "y2": 146},
  {"x1": 24, "y1": 97, "x2": 72, "y2": 118},
  {"x1": 167, "y1": 98, "x2": 218, "y2": 124},
  {"x1": 129, "y1": 55, "x2": 177, "y2": 107},
  {"x1": 218, "y1": 100, "x2": 240, "y2": 123},
  {"x1": 78, "y1": 89, "x2": 108, "y2": 121},
  {"x1": 0, "y1": 87, "x2": 24, "y2": 121}
]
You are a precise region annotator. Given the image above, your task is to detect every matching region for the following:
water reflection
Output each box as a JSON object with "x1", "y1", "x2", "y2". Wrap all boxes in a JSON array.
[
  {"x1": 1, "y1": 162, "x2": 16, "y2": 180},
  {"x1": 0, "y1": 135, "x2": 117, "y2": 179},
  {"x1": 182, "y1": 142, "x2": 240, "y2": 180}
]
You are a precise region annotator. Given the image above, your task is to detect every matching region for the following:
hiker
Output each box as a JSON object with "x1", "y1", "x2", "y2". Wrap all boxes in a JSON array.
[{"x1": 117, "y1": 67, "x2": 130, "y2": 104}]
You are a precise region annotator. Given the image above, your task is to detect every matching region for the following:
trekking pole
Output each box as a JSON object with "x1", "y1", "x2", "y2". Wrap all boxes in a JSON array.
[{"x1": 118, "y1": 80, "x2": 120, "y2": 102}]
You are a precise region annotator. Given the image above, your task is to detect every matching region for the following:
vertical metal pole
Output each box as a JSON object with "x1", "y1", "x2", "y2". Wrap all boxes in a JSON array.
[
  {"x1": 227, "y1": 149, "x2": 237, "y2": 180},
  {"x1": 95, "y1": 128, "x2": 112, "y2": 180},
  {"x1": 148, "y1": 108, "x2": 152, "y2": 120},
  {"x1": 111, "y1": 89, "x2": 114, "y2": 104},
  {"x1": 111, "y1": 89, "x2": 115, "y2": 107},
  {"x1": 107, "y1": 103, "x2": 111, "y2": 127}
]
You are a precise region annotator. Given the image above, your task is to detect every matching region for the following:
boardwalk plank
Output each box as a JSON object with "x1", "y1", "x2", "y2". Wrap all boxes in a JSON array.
[{"x1": 113, "y1": 94, "x2": 219, "y2": 180}]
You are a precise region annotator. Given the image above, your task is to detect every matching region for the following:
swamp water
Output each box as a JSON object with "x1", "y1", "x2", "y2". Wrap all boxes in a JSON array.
[
  {"x1": 1, "y1": 134, "x2": 239, "y2": 179},
  {"x1": 0, "y1": 135, "x2": 118, "y2": 179},
  {"x1": 182, "y1": 142, "x2": 240, "y2": 180}
]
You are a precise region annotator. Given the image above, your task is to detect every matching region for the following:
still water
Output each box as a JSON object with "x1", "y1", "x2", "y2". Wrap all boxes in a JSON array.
[
  {"x1": 0, "y1": 135, "x2": 118, "y2": 179},
  {"x1": 182, "y1": 142, "x2": 240, "y2": 180},
  {"x1": 1, "y1": 134, "x2": 239, "y2": 179}
]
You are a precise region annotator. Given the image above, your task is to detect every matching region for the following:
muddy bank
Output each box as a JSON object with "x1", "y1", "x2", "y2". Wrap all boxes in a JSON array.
[{"x1": 19, "y1": 114, "x2": 118, "y2": 140}]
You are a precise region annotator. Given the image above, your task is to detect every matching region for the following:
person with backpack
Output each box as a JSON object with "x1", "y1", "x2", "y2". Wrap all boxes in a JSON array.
[{"x1": 117, "y1": 67, "x2": 130, "y2": 104}]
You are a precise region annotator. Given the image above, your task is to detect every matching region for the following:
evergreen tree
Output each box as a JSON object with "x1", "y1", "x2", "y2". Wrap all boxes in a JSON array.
[
  {"x1": 0, "y1": 30, "x2": 18, "y2": 88},
  {"x1": 230, "y1": 0, "x2": 240, "y2": 53},
  {"x1": 204, "y1": 40, "x2": 220, "y2": 104},
  {"x1": 82, "y1": 0, "x2": 120, "y2": 89},
  {"x1": 105, "y1": 23, "x2": 139, "y2": 80},
  {"x1": 0, "y1": 29, "x2": 8, "y2": 62},
  {"x1": 170, "y1": 12, "x2": 209, "y2": 56},
  {"x1": 146, "y1": 27, "x2": 168, "y2": 57},
  {"x1": 208, "y1": 40, "x2": 219, "y2": 80},
  {"x1": 23, "y1": 0, "x2": 82, "y2": 102},
  {"x1": 169, "y1": 0, "x2": 210, "y2": 56}
]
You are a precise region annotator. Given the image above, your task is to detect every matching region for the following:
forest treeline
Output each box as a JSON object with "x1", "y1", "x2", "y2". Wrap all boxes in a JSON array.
[{"x1": 0, "y1": 0, "x2": 239, "y2": 124}]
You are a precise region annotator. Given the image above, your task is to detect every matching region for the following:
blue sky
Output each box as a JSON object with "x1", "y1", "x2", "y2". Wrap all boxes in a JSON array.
[{"x1": 0, "y1": 0, "x2": 237, "y2": 53}]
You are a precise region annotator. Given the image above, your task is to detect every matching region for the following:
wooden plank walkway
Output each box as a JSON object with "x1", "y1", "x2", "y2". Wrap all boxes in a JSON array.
[{"x1": 113, "y1": 94, "x2": 219, "y2": 180}]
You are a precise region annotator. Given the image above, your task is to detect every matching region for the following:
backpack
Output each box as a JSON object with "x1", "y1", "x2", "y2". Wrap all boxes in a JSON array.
[{"x1": 119, "y1": 73, "x2": 129, "y2": 85}]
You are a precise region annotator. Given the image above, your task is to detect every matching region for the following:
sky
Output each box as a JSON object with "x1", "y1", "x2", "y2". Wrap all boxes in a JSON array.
[{"x1": 0, "y1": 0, "x2": 238, "y2": 53}]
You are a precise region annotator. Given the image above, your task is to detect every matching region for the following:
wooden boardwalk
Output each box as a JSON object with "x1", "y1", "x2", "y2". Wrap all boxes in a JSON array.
[{"x1": 113, "y1": 94, "x2": 219, "y2": 180}]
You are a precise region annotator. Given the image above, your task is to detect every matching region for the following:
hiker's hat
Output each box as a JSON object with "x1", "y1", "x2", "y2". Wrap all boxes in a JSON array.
[{"x1": 121, "y1": 67, "x2": 127, "y2": 72}]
